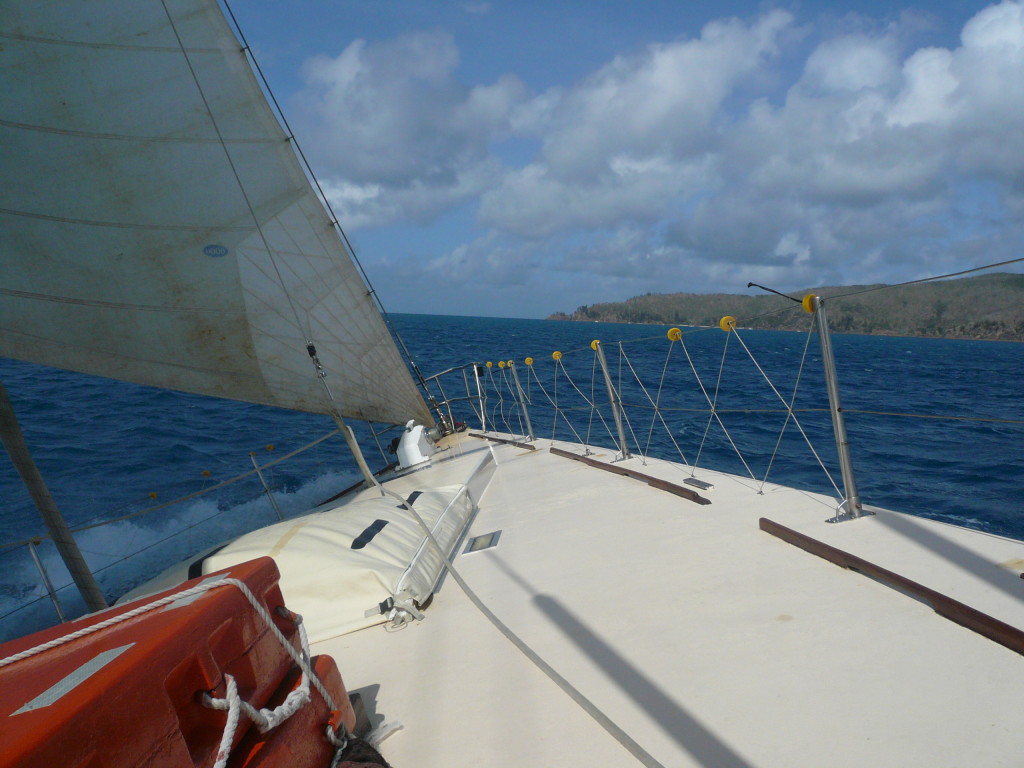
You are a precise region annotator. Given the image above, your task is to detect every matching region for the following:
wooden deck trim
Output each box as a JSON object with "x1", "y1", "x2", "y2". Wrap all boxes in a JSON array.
[
  {"x1": 549, "y1": 447, "x2": 711, "y2": 505},
  {"x1": 759, "y1": 517, "x2": 1024, "y2": 657},
  {"x1": 468, "y1": 433, "x2": 537, "y2": 451}
]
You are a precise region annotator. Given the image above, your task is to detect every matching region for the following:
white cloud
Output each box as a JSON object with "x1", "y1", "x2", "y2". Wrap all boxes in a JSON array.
[
  {"x1": 558, "y1": 228, "x2": 689, "y2": 279},
  {"x1": 477, "y1": 155, "x2": 713, "y2": 238},
  {"x1": 535, "y1": 11, "x2": 793, "y2": 178},
  {"x1": 425, "y1": 232, "x2": 541, "y2": 287},
  {"x1": 293, "y1": 30, "x2": 527, "y2": 225},
  {"x1": 476, "y1": 11, "x2": 792, "y2": 237},
  {"x1": 888, "y1": 47, "x2": 957, "y2": 127},
  {"x1": 775, "y1": 232, "x2": 811, "y2": 265},
  {"x1": 462, "y1": 2, "x2": 492, "y2": 15},
  {"x1": 664, "y1": 1, "x2": 1024, "y2": 291},
  {"x1": 961, "y1": 0, "x2": 1024, "y2": 49},
  {"x1": 321, "y1": 158, "x2": 504, "y2": 228},
  {"x1": 289, "y1": 3, "x2": 1024, "y2": 314},
  {"x1": 803, "y1": 34, "x2": 899, "y2": 93}
]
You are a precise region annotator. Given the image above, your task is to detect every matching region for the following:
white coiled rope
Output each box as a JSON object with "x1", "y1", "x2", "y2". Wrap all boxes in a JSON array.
[{"x1": 202, "y1": 618, "x2": 321, "y2": 768}]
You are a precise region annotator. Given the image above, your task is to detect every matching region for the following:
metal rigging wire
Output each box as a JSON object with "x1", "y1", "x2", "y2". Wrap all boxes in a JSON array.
[{"x1": 830, "y1": 256, "x2": 1024, "y2": 300}]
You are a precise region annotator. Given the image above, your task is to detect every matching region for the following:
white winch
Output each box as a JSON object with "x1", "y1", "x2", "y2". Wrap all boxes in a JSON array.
[{"x1": 395, "y1": 420, "x2": 435, "y2": 469}]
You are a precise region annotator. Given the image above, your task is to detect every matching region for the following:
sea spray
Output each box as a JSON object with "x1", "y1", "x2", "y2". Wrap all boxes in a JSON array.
[{"x1": 0, "y1": 468, "x2": 360, "y2": 641}]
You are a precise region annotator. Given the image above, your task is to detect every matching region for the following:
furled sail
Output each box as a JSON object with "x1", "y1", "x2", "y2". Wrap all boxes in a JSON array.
[{"x1": 0, "y1": 0, "x2": 433, "y2": 426}]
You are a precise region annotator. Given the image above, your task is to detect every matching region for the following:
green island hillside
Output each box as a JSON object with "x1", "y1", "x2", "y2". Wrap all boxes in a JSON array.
[{"x1": 548, "y1": 273, "x2": 1024, "y2": 341}]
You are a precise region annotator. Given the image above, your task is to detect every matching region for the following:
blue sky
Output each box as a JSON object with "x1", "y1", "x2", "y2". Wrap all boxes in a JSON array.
[{"x1": 231, "y1": 0, "x2": 1024, "y2": 317}]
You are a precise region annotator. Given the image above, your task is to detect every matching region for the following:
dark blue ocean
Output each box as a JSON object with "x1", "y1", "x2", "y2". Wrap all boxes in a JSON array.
[{"x1": 2, "y1": 314, "x2": 1022, "y2": 641}]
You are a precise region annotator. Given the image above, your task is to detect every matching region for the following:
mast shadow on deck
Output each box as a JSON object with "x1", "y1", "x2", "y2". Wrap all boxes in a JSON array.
[
  {"x1": 489, "y1": 554, "x2": 754, "y2": 768},
  {"x1": 533, "y1": 595, "x2": 754, "y2": 768},
  {"x1": 874, "y1": 510, "x2": 1024, "y2": 603}
]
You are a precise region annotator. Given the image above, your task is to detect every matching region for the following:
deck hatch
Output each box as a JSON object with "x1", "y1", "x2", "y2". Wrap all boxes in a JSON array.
[{"x1": 464, "y1": 531, "x2": 501, "y2": 553}]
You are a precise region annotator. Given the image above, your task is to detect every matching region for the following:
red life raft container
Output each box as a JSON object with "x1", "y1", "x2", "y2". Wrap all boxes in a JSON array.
[{"x1": 0, "y1": 556, "x2": 356, "y2": 768}]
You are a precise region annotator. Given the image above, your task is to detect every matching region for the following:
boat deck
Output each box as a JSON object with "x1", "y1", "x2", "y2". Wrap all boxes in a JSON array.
[{"x1": 312, "y1": 431, "x2": 1024, "y2": 767}]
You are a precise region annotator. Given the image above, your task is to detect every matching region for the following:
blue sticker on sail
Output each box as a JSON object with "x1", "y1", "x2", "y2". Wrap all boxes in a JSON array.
[{"x1": 204, "y1": 244, "x2": 229, "y2": 258}]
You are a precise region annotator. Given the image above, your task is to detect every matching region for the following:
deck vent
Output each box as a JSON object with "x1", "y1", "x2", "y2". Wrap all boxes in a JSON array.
[
  {"x1": 464, "y1": 531, "x2": 501, "y2": 554},
  {"x1": 684, "y1": 478, "x2": 714, "y2": 490}
]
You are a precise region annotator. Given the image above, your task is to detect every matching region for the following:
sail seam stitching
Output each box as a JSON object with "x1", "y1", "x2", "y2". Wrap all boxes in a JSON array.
[
  {"x1": 0, "y1": 288, "x2": 247, "y2": 313},
  {"x1": 0, "y1": 118, "x2": 278, "y2": 144},
  {"x1": 0, "y1": 31, "x2": 222, "y2": 53},
  {"x1": 158, "y1": 0, "x2": 310, "y2": 367},
  {"x1": 0, "y1": 207, "x2": 254, "y2": 232}
]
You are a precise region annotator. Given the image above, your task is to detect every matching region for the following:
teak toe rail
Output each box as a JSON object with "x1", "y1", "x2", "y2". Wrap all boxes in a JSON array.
[
  {"x1": 468, "y1": 433, "x2": 537, "y2": 451},
  {"x1": 760, "y1": 517, "x2": 1024, "y2": 657},
  {"x1": 549, "y1": 446, "x2": 711, "y2": 505}
]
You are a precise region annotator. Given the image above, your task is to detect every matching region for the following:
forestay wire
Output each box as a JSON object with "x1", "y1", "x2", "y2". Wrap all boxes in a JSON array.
[{"x1": 221, "y1": 0, "x2": 438, "y2": 412}]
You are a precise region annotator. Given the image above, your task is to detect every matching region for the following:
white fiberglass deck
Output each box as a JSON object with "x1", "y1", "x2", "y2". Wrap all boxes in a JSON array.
[{"x1": 310, "y1": 431, "x2": 1024, "y2": 767}]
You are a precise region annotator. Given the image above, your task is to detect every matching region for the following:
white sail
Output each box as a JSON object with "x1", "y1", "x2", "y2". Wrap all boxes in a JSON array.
[{"x1": 0, "y1": 0, "x2": 433, "y2": 426}]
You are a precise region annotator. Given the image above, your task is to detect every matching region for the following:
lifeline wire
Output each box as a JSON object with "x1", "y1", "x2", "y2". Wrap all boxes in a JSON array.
[
  {"x1": 527, "y1": 363, "x2": 587, "y2": 446},
  {"x1": 556, "y1": 355, "x2": 617, "y2": 451},
  {"x1": 499, "y1": 367, "x2": 526, "y2": 438},
  {"x1": 594, "y1": 349, "x2": 631, "y2": 454},
  {"x1": 737, "y1": 256, "x2": 1024, "y2": 328},
  {"x1": 586, "y1": 355, "x2": 600, "y2": 447},
  {"x1": 729, "y1": 325, "x2": 842, "y2": 495},
  {"x1": 632, "y1": 340, "x2": 692, "y2": 467},
  {"x1": 732, "y1": 324, "x2": 842, "y2": 497},
  {"x1": 2, "y1": 429, "x2": 344, "y2": 550},
  {"x1": 485, "y1": 367, "x2": 509, "y2": 434},
  {"x1": 843, "y1": 409, "x2": 1024, "y2": 424},
  {"x1": 497, "y1": 368, "x2": 519, "y2": 436},
  {"x1": 830, "y1": 256, "x2": 1024, "y2": 300},
  {"x1": 642, "y1": 340, "x2": 676, "y2": 458},
  {"x1": 613, "y1": 343, "x2": 647, "y2": 462},
  {"x1": 756, "y1": 323, "x2": 818, "y2": 491},
  {"x1": 688, "y1": 330, "x2": 758, "y2": 481}
]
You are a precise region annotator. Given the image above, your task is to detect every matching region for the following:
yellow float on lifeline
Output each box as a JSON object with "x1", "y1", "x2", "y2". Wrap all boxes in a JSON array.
[
  {"x1": 667, "y1": 327, "x2": 682, "y2": 341},
  {"x1": 719, "y1": 316, "x2": 736, "y2": 332}
]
